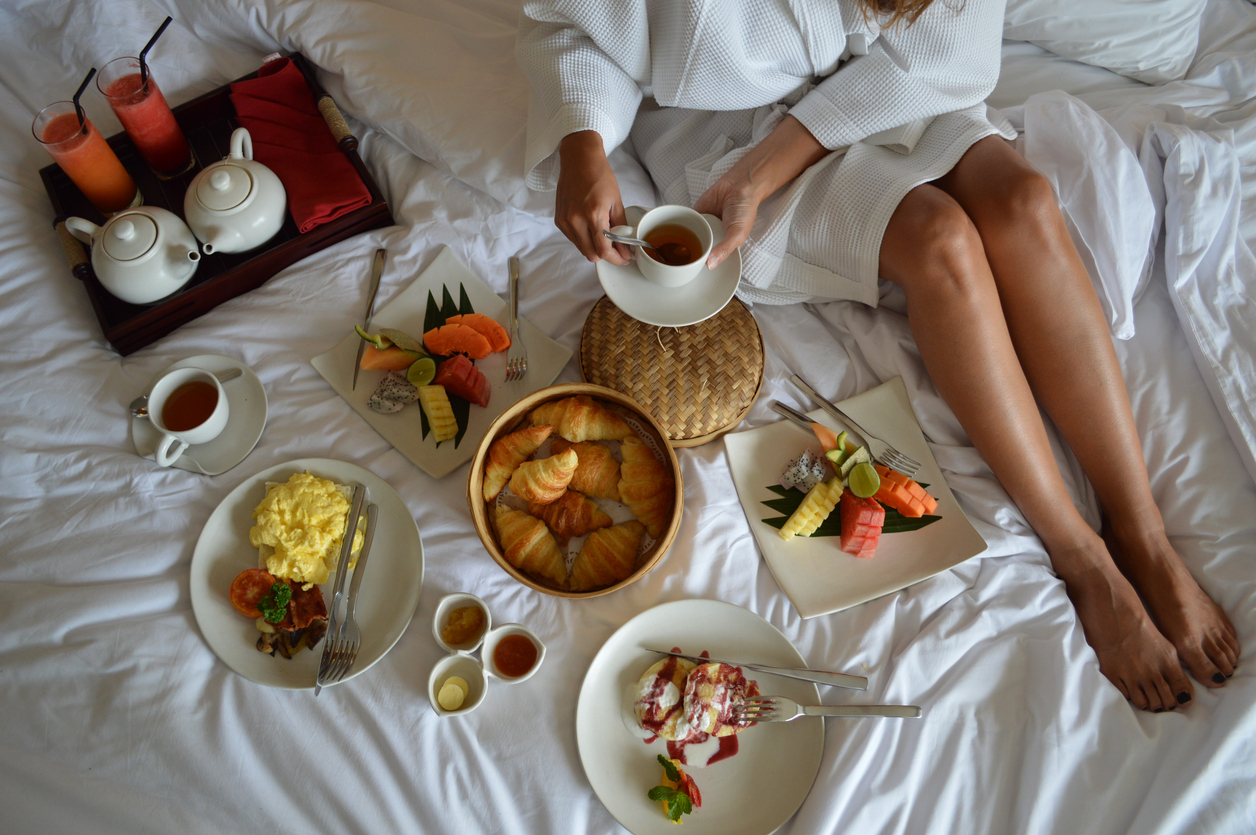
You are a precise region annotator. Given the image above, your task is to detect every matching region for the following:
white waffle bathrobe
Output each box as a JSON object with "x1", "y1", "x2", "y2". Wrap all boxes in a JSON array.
[{"x1": 518, "y1": 0, "x2": 1015, "y2": 305}]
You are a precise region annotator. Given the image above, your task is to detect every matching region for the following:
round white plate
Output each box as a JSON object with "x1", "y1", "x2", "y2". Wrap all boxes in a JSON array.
[
  {"x1": 131, "y1": 354, "x2": 267, "y2": 476},
  {"x1": 576, "y1": 599, "x2": 824, "y2": 835},
  {"x1": 596, "y1": 211, "x2": 741, "y2": 328},
  {"x1": 189, "y1": 457, "x2": 424, "y2": 689}
]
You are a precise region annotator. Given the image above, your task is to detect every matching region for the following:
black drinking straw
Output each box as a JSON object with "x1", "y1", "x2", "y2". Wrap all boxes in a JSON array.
[
  {"x1": 72, "y1": 67, "x2": 96, "y2": 132},
  {"x1": 138, "y1": 16, "x2": 173, "y2": 86}
]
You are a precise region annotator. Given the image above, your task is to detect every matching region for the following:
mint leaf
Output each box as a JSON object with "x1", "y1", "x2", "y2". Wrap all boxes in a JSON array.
[
  {"x1": 656, "y1": 754, "x2": 680, "y2": 783},
  {"x1": 647, "y1": 786, "x2": 677, "y2": 803}
]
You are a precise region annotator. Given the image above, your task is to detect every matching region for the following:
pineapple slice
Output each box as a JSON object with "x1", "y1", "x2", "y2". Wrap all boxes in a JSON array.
[
  {"x1": 418, "y1": 384, "x2": 458, "y2": 442},
  {"x1": 779, "y1": 477, "x2": 842, "y2": 539}
]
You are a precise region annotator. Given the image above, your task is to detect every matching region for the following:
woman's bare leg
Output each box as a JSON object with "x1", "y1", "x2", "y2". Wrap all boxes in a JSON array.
[
  {"x1": 880, "y1": 181, "x2": 1195, "y2": 711},
  {"x1": 931, "y1": 137, "x2": 1239, "y2": 689}
]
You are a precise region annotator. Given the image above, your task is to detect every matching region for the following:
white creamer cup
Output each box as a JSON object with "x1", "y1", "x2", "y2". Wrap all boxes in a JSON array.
[
  {"x1": 610, "y1": 204, "x2": 714, "y2": 288},
  {"x1": 147, "y1": 367, "x2": 229, "y2": 466}
]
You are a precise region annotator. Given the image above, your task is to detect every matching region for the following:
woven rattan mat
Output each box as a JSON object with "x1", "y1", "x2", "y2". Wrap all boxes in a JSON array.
[{"x1": 579, "y1": 296, "x2": 764, "y2": 447}]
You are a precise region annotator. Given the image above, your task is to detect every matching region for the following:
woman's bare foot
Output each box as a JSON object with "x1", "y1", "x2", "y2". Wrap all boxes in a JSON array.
[
  {"x1": 1055, "y1": 545, "x2": 1195, "y2": 712},
  {"x1": 1103, "y1": 522, "x2": 1241, "y2": 688}
]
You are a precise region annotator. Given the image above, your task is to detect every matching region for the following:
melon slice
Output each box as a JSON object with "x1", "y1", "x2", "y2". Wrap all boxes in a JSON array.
[
  {"x1": 839, "y1": 489, "x2": 885, "y2": 558},
  {"x1": 432, "y1": 354, "x2": 491, "y2": 408}
]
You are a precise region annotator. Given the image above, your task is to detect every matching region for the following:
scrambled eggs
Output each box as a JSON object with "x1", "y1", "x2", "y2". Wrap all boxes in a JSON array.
[{"x1": 249, "y1": 472, "x2": 365, "y2": 589}]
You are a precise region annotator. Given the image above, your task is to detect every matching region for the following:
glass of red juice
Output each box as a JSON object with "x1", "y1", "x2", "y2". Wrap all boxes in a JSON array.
[
  {"x1": 97, "y1": 57, "x2": 193, "y2": 179},
  {"x1": 33, "y1": 101, "x2": 140, "y2": 216}
]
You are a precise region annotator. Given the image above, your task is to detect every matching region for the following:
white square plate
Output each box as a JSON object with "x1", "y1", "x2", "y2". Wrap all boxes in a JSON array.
[
  {"x1": 723, "y1": 377, "x2": 987, "y2": 618},
  {"x1": 312, "y1": 246, "x2": 572, "y2": 479}
]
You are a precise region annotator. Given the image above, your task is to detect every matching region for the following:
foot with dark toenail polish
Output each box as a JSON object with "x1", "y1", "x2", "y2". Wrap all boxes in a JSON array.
[
  {"x1": 1177, "y1": 692, "x2": 1191, "y2": 704},
  {"x1": 1213, "y1": 673, "x2": 1226, "y2": 684}
]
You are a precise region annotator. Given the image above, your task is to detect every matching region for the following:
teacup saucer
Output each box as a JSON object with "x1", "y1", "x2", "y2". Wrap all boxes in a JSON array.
[
  {"x1": 595, "y1": 210, "x2": 741, "y2": 328},
  {"x1": 131, "y1": 354, "x2": 267, "y2": 476}
]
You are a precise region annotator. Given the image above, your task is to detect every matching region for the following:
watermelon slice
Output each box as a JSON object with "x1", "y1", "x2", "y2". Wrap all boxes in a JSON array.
[
  {"x1": 432, "y1": 354, "x2": 491, "y2": 408},
  {"x1": 839, "y1": 489, "x2": 885, "y2": 559}
]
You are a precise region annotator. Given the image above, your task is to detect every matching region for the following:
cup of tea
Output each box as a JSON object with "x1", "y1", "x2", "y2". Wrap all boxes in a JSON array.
[
  {"x1": 610, "y1": 205, "x2": 713, "y2": 288},
  {"x1": 147, "y1": 368, "x2": 229, "y2": 466}
]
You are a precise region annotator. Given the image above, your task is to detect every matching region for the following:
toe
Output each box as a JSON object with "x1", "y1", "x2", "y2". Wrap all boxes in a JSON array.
[
  {"x1": 1206, "y1": 637, "x2": 1236, "y2": 677},
  {"x1": 1178, "y1": 641, "x2": 1227, "y2": 688},
  {"x1": 1128, "y1": 682, "x2": 1151, "y2": 711},
  {"x1": 1163, "y1": 668, "x2": 1193, "y2": 708},
  {"x1": 1150, "y1": 677, "x2": 1178, "y2": 713}
]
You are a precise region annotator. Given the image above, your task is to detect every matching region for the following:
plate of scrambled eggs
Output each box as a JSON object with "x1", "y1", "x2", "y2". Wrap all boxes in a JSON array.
[{"x1": 190, "y1": 458, "x2": 424, "y2": 689}]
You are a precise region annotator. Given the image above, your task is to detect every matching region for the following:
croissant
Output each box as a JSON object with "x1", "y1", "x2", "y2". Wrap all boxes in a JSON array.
[
  {"x1": 509, "y1": 448, "x2": 578, "y2": 504},
  {"x1": 483, "y1": 424, "x2": 554, "y2": 502},
  {"x1": 570, "y1": 520, "x2": 646, "y2": 591},
  {"x1": 619, "y1": 436, "x2": 675, "y2": 538},
  {"x1": 550, "y1": 439, "x2": 621, "y2": 501},
  {"x1": 495, "y1": 505, "x2": 568, "y2": 586},
  {"x1": 528, "y1": 490, "x2": 613, "y2": 539},
  {"x1": 528, "y1": 395, "x2": 633, "y2": 442}
]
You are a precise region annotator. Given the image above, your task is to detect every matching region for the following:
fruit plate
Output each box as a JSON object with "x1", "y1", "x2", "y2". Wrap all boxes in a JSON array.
[
  {"x1": 312, "y1": 246, "x2": 572, "y2": 479},
  {"x1": 723, "y1": 376, "x2": 988, "y2": 618},
  {"x1": 576, "y1": 599, "x2": 823, "y2": 835}
]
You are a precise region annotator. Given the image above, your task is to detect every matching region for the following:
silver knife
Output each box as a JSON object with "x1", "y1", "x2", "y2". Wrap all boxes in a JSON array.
[
  {"x1": 315, "y1": 483, "x2": 365, "y2": 695},
  {"x1": 645, "y1": 647, "x2": 868, "y2": 691},
  {"x1": 351, "y1": 248, "x2": 387, "y2": 391}
]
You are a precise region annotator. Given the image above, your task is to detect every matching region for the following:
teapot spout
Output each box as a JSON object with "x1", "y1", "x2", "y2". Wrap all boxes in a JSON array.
[{"x1": 200, "y1": 232, "x2": 226, "y2": 256}]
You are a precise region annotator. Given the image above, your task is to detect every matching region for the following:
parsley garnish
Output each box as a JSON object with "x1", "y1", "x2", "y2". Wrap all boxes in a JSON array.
[{"x1": 258, "y1": 582, "x2": 292, "y2": 624}]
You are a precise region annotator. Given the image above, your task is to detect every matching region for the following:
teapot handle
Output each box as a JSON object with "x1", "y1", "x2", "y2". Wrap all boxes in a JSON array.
[
  {"x1": 229, "y1": 127, "x2": 253, "y2": 161},
  {"x1": 64, "y1": 216, "x2": 100, "y2": 247}
]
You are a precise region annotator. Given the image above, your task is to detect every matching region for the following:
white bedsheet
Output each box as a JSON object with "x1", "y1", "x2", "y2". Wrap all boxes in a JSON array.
[{"x1": 2, "y1": 1, "x2": 1255, "y2": 834}]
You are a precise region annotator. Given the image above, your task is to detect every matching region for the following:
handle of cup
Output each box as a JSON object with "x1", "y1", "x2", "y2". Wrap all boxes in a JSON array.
[{"x1": 155, "y1": 433, "x2": 189, "y2": 467}]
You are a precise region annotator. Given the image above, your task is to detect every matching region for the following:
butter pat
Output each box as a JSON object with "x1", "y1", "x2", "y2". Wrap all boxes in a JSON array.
[{"x1": 438, "y1": 676, "x2": 469, "y2": 711}]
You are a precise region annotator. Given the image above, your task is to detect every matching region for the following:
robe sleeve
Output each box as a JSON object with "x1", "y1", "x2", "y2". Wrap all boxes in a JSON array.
[
  {"x1": 517, "y1": 0, "x2": 650, "y2": 190},
  {"x1": 788, "y1": 0, "x2": 1006, "y2": 151}
]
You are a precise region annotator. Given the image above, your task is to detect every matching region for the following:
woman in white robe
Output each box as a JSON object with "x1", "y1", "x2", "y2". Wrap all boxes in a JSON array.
[{"x1": 517, "y1": 0, "x2": 1240, "y2": 711}]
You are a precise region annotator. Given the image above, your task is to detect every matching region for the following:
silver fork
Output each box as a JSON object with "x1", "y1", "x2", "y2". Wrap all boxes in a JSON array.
[
  {"x1": 789, "y1": 373, "x2": 921, "y2": 479},
  {"x1": 316, "y1": 503, "x2": 377, "y2": 691},
  {"x1": 504, "y1": 256, "x2": 527, "y2": 382},
  {"x1": 735, "y1": 694, "x2": 923, "y2": 722}
]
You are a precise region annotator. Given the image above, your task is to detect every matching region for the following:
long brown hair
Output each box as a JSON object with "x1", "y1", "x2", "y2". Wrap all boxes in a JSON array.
[{"x1": 857, "y1": 0, "x2": 941, "y2": 27}]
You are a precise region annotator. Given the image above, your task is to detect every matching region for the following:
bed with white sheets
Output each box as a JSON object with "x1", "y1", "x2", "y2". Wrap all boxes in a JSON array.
[{"x1": 2, "y1": 0, "x2": 1254, "y2": 832}]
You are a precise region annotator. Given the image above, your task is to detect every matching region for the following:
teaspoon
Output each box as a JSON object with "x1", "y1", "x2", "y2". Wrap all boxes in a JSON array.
[
  {"x1": 129, "y1": 367, "x2": 243, "y2": 419},
  {"x1": 602, "y1": 230, "x2": 692, "y2": 265}
]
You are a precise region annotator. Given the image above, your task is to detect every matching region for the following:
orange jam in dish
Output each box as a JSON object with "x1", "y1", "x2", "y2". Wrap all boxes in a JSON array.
[
  {"x1": 441, "y1": 606, "x2": 485, "y2": 645},
  {"x1": 493, "y1": 634, "x2": 538, "y2": 677}
]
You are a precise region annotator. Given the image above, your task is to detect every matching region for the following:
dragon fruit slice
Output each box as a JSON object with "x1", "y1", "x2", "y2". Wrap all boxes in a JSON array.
[
  {"x1": 779, "y1": 449, "x2": 830, "y2": 492},
  {"x1": 367, "y1": 372, "x2": 417, "y2": 414},
  {"x1": 378, "y1": 371, "x2": 419, "y2": 403}
]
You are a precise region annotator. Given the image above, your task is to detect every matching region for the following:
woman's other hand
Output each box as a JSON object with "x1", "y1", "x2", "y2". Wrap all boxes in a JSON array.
[
  {"x1": 556, "y1": 131, "x2": 631, "y2": 265},
  {"x1": 694, "y1": 115, "x2": 829, "y2": 270},
  {"x1": 693, "y1": 175, "x2": 761, "y2": 271}
]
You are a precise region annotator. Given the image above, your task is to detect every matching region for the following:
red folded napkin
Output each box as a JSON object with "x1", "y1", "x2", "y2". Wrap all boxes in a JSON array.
[{"x1": 229, "y1": 58, "x2": 372, "y2": 233}]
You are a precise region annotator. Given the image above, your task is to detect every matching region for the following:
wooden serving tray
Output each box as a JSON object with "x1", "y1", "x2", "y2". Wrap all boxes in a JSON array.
[{"x1": 41, "y1": 53, "x2": 393, "y2": 356}]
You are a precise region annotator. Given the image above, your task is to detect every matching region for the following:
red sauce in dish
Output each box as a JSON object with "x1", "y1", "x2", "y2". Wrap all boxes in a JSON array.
[{"x1": 493, "y1": 634, "x2": 538, "y2": 677}]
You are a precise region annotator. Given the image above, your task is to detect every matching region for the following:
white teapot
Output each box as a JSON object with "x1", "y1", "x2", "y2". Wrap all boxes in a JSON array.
[
  {"x1": 184, "y1": 127, "x2": 287, "y2": 254},
  {"x1": 66, "y1": 207, "x2": 201, "y2": 305}
]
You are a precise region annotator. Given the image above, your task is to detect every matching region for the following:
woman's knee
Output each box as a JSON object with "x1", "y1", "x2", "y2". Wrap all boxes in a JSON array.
[
  {"x1": 881, "y1": 186, "x2": 989, "y2": 297},
  {"x1": 987, "y1": 164, "x2": 1060, "y2": 233}
]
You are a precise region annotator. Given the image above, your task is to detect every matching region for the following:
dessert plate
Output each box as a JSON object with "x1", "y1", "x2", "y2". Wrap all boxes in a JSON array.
[
  {"x1": 131, "y1": 354, "x2": 267, "y2": 476},
  {"x1": 576, "y1": 599, "x2": 823, "y2": 835},
  {"x1": 189, "y1": 457, "x2": 424, "y2": 689},
  {"x1": 312, "y1": 246, "x2": 572, "y2": 479},
  {"x1": 595, "y1": 207, "x2": 740, "y2": 328},
  {"x1": 723, "y1": 376, "x2": 988, "y2": 618}
]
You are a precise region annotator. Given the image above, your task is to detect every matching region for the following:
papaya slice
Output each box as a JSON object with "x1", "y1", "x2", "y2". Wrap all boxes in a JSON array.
[
  {"x1": 444, "y1": 313, "x2": 511, "y2": 353},
  {"x1": 423, "y1": 323, "x2": 493, "y2": 360}
]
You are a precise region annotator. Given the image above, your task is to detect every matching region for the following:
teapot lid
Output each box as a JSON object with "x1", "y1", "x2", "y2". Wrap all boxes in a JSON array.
[
  {"x1": 195, "y1": 163, "x2": 254, "y2": 212},
  {"x1": 102, "y1": 214, "x2": 157, "y2": 262}
]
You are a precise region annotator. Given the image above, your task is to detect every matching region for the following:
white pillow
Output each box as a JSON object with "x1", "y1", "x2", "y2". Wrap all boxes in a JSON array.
[{"x1": 1003, "y1": 0, "x2": 1207, "y2": 84}]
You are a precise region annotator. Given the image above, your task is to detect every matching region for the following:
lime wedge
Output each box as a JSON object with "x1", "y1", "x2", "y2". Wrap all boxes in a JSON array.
[
  {"x1": 406, "y1": 357, "x2": 437, "y2": 387},
  {"x1": 848, "y1": 461, "x2": 881, "y2": 498},
  {"x1": 379, "y1": 327, "x2": 426, "y2": 355},
  {"x1": 354, "y1": 325, "x2": 391, "y2": 349}
]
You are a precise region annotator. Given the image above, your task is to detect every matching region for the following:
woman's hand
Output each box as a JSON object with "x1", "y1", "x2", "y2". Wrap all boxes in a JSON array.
[
  {"x1": 693, "y1": 174, "x2": 762, "y2": 271},
  {"x1": 694, "y1": 115, "x2": 829, "y2": 270},
  {"x1": 555, "y1": 131, "x2": 630, "y2": 265}
]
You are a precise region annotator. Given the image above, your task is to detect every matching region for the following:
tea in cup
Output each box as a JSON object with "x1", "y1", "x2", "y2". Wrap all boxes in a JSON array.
[
  {"x1": 610, "y1": 205, "x2": 713, "y2": 288},
  {"x1": 147, "y1": 368, "x2": 229, "y2": 466}
]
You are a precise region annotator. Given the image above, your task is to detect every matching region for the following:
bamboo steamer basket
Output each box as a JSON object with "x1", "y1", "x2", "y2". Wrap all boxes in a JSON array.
[{"x1": 467, "y1": 383, "x2": 684, "y2": 598}]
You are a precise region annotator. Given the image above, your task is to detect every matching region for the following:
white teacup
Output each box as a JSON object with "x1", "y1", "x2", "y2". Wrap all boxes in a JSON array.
[
  {"x1": 147, "y1": 367, "x2": 229, "y2": 466},
  {"x1": 610, "y1": 205, "x2": 714, "y2": 288}
]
